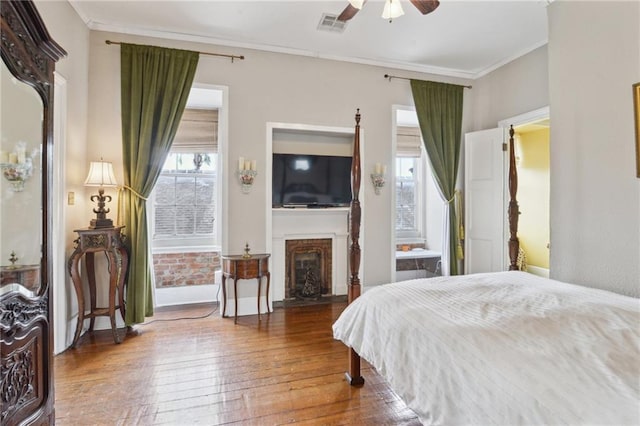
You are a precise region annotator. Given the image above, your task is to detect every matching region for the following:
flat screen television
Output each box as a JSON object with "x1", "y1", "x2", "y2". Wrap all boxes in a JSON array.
[{"x1": 272, "y1": 153, "x2": 352, "y2": 208}]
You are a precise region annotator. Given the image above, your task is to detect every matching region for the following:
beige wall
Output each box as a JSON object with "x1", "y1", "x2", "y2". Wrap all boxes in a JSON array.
[
  {"x1": 516, "y1": 128, "x2": 550, "y2": 270},
  {"x1": 35, "y1": 0, "x2": 91, "y2": 249},
  {"x1": 548, "y1": 0, "x2": 640, "y2": 296},
  {"x1": 35, "y1": 0, "x2": 91, "y2": 350},
  {"x1": 86, "y1": 30, "x2": 473, "y2": 288},
  {"x1": 470, "y1": 45, "x2": 549, "y2": 131},
  {"x1": 469, "y1": 1, "x2": 639, "y2": 296}
]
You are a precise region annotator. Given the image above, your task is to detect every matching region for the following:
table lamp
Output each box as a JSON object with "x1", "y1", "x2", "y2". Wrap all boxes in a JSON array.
[{"x1": 84, "y1": 159, "x2": 118, "y2": 229}]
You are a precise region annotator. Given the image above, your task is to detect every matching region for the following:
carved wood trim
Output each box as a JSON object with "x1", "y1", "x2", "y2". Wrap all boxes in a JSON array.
[
  {"x1": 0, "y1": 293, "x2": 48, "y2": 342},
  {"x1": 507, "y1": 125, "x2": 520, "y2": 271},
  {"x1": 1, "y1": 335, "x2": 41, "y2": 424},
  {"x1": 0, "y1": 1, "x2": 65, "y2": 99}
]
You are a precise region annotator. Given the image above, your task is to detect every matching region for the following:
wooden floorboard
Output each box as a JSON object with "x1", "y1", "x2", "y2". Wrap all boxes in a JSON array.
[{"x1": 54, "y1": 302, "x2": 420, "y2": 425}]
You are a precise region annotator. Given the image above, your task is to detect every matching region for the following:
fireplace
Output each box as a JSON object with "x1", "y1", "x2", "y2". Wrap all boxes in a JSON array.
[{"x1": 285, "y1": 238, "x2": 332, "y2": 300}]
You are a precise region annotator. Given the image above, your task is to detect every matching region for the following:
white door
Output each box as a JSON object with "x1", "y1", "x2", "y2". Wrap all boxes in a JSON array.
[{"x1": 464, "y1": 128, "x2": 506, "y2": 273}]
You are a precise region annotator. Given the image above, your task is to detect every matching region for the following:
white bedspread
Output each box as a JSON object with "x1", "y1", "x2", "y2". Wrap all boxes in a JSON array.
[{"x1": 332, "y1": 271, "x2": 640, "y2": 425}]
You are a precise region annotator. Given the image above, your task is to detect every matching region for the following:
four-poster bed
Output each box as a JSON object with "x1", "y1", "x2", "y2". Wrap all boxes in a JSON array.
[{"x1": 335, "y1": 110, "x2": 639, "y2": 424}]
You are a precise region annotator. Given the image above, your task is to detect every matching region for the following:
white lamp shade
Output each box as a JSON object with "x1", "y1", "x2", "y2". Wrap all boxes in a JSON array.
[
  {"x1": 349, "y1": 0, "x2": 365, "y2": 9},
  {"x1": 382, "y1": 0, "x2": 404, "y2": 19},
  {"x1": 84, "y1": 161, "x2": 118, "y2": 187}
]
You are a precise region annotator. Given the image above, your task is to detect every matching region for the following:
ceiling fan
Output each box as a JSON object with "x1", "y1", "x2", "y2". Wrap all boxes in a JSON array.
[{"x1": 337, "y1": 0, "x2": 440, "y2": 22}]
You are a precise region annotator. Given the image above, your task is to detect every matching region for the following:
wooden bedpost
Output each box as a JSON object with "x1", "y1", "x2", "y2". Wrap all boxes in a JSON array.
[
  {"x1": 346, "y1": 108, "x2": 365, "y2": 387},
  {"x1": 507, "y1": 125, "x2": 520, "y2": 271}
]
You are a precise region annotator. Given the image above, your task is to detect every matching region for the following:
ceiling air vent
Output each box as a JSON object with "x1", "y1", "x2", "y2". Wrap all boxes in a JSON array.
[{"x1": 317, "y1": 13, "x2": 348, "y2": 33}]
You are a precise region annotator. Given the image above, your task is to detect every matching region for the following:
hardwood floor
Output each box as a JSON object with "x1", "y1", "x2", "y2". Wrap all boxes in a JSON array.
[{"x1": 54, "y1": 302, "x2": 420, "y2": 425}]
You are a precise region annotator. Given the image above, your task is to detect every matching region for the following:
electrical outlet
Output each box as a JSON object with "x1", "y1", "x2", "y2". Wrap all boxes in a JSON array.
[{"x1": 68, "y1": 191, "x2": 75, "y2": 205}]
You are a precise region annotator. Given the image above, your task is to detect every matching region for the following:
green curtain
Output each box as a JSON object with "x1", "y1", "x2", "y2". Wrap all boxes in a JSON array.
[
  {"x1": 410, "y1": 79, "x2": 464, "y2": 275},
  {"x1": 120, "y1": 43, "x2": 199, "y2": 325}
]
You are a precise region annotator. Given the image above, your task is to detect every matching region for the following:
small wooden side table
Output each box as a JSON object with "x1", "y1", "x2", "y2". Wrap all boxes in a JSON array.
[
  {"x1": 68, "y1": 226, "x2": 128, "y2": 346},
  {"x1": 221, "y1": 253, "x2": 271, "y2": 323}
]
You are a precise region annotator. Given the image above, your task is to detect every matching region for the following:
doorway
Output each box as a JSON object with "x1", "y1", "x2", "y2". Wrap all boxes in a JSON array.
[
  {"x1": 465, "y1": 107, "x2": 550, "y2": 275},
  {"x1": 511, "y1": 120, "x2": 550, "y2": 277},
  {"x1": 391, "y1": 106, "x2": 444, "y2": 282}
]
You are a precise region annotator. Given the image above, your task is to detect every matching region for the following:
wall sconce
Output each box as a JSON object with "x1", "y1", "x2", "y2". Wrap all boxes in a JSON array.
[
  {"x1": 0, "y1": 142, "x2": 34, "y2": 192},
  {"x1": 371, "y1": 163, "x2": 387, "y2": 195},
  {"x1": 84, "y1": 159, "x2": 118, "y2": 229},
  {"x1": 237, "y1": 156, "x2": 257, "y2": 194}
]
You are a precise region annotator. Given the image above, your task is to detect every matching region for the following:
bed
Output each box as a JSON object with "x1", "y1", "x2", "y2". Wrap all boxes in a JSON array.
[
  {"x1": 333, "y1": 271, "x2": 640, "y2": 424},
  {"x1": 335, "y1": 110, "x2": 640, "y2": 424}
]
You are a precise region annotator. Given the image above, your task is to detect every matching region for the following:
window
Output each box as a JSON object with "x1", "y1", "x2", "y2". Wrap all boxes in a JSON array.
[
  {"x1": 395, "y1": 125, "x2": 423, "y2": 238},
  {"x1": 154, "y1": 153, "x2": 217, "y2": 241},
  {"x1": 396, "y1": 157, "x2": 419, "y2": 234},
  {"x1": 152, "y1": 107, "x2": 219, "y2": 249}
]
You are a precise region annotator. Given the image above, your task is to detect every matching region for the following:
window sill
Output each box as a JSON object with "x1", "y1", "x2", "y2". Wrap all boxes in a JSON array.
[
  {"x1": 395, "y1": 237, "x2": 425, "y2": 245},
  {"x1": 152, "y1": 245, "x2": 220, "y2": 255}
]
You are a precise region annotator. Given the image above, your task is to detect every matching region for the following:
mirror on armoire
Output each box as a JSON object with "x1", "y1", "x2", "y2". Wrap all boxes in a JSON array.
[
  {"x1": 1, "y1": 59, "x2": 44, "y2": 294},
  {"x1": 0, "y1": 1, "x2": 65, "y2": 425}
]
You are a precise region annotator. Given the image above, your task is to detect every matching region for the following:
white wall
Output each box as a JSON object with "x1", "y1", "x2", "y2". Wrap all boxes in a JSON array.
[
  {"x1": 547, "y1": 0, "x2": 640, "y2": 296},
  {"x1": 35, "y1": 0, "x2": 91, "y2": 351},
  {"x1": 86, "y1": 30, "x2": 473, "y2": 290},
  {"x1": 471, "y1": 45, "x2": 549, "y2": 130},
  {"x1": 469, "y1": 1, "x2": 639, "y2": 297},
  {"x1": 36, "y1": 0, "x2": 91, "y2": 248}
]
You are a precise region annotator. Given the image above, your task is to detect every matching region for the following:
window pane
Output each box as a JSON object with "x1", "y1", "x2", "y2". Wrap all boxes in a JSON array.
[
  {"x1": 161, "y1": 153, "x2": 178, "y2": 172},
  {"x1": 155, "y1": 205, "x2": 176, "y2": 236},
  {"x1": 196, "y1": 205, "x2": 215, "y2": 234},
  {"x1": 395, "y1": 157, "x2": 419, "y2": 233},
  {"x1": 176, "y1": 205, "x2": 195, "y2": 235},
  {"x1": 176, "y1": 176, "x2": 196, "y2": 205},
  {"x1": 397, "y1": 158, "x2": 415, "y2": 178},
  {"x1": 196, "y1": 176, "x2": 215, "y2": 204},
  {"x1": 155, "y1": 175, "x2": 176, "y2": 205},
  {"x1": 154, "y1": 152, "x2": 217, "y2": 242}
]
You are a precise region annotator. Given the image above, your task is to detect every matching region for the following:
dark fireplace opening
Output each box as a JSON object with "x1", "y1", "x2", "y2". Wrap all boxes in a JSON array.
[
  {"x1": 285, "y1": 238, "x2": 332, "y2": 300},
  {"x1": 294, "y1": 251, "x2": 322, "y2": 299}
]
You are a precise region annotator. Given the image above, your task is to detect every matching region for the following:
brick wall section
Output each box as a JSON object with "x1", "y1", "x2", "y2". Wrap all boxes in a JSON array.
[{"x1": 153, "y1": 252, "x2": 220, "y2": 287}]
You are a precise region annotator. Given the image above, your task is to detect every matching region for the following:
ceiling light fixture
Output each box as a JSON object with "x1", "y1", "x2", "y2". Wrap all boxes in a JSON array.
[
  {"x1": 338, "y1": 0, "x2": 438, "y2": 23},
  {"x1": 382, "y1": 0, "x2": 404, "y2": 22}
]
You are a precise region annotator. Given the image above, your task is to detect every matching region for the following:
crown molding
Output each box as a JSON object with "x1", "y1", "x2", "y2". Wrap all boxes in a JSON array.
[
  {"x1": 84, "y1": 19, "x2": 477, "y2": 80},
  {"x1": 474, "y1": 39, "x2": 549, "y2": 79},
  {"x1": 69, "y1": 1, "x2": 540, "y2": 82}
]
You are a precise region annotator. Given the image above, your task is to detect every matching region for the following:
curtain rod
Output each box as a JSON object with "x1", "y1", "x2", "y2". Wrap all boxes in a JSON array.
[
  {"x1": 384, "y1": 73, "x2": 472, "y2": 89},
  {"x1": 105, "y1": 40, "x2": 245, "y2": 62}
]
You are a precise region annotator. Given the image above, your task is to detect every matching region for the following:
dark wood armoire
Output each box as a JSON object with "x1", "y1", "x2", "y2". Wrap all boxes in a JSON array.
[{"x1": 1, "y1": 1, "x2": 65, "y2": 424}]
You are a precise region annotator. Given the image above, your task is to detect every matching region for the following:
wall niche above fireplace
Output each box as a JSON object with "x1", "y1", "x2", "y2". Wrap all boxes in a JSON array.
[{"x1": 267, "y1": 122, "x2": 360, "y2": 303}]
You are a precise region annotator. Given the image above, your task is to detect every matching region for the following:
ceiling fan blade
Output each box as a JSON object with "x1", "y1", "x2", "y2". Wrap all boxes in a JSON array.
[
  {"x1": 337, "y1": 2, "x2": 365, "y2": 22},
  {"x1": 409, "y1": 0, "x2": 440, "y2": 15}
]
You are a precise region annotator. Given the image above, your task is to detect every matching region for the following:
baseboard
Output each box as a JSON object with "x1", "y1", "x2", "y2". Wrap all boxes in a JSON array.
[
  {"x1": 155, "y1": 283, "x2": 220, "y2": 307},
  {"x1": 155, "y1": 270, "x2": 222, "y2": 307},
  {"x1": 222, "y1": 295, "x2": 272, "y2": 318},
  {"x1": 527, "y1": 265, "x2": 550, "y2": 278},
  {"x1": 70, "y1": 284, "x2": 219, "y2": 337}
]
